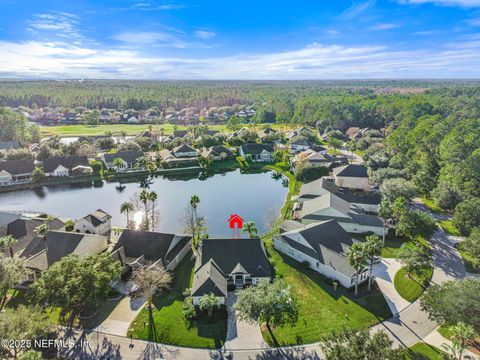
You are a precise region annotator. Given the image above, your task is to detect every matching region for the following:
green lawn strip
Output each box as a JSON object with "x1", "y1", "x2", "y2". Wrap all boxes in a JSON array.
[
  {"x1": 458, "y1": 249, "x2": 480, "y2": 274},
  {"x1": 407, "y1": 342, "x2": 447, "y2": 360},
  {"x1": 394, "y1": 266, "x2": 433, "y2": 303},
  {"x1": 438, "y1": 219, "x2": 460, "y2": 236},
  {"x1": 260, "y1": 247, "x2": 392, "y2": 346},
  {"x1": 39, "y1": 123, "x2": 298, "y2": 137},
  {"x1": 437, "y1": 325, "x2": 453, "y2": 339},
  {"x1": 128, "y1": 255, "x2": 227, "y2": 349},
  {"x1": 419, "y1": 197, "x2": 447, "y2": 215},
  {"x1": 381, "y1": 236, "x2": 414, "y2": 258}
]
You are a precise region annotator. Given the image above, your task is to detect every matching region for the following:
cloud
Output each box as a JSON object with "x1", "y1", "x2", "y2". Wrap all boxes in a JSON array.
[
  {"x1": 1, "y1": 38, "x2": 480, "y2": 79},
  {"x1": 27, "y1": 12, "x2": 82, "y2": 38},
  {"x1": 339, "y1": 0, "x2": 376, "y2": 20},
  {"x1": 370, "y1": 23, "x2": 399, "y2": 30},
  {"x1": 112, "y1": 31, "x2": 187, "y2": 47},
  {"x1": 467, "y1": 18, "x2": 480, "y2": 25},
  {"x1": 194, "y1": 30, "x2": 216, "y2": 39},
  {"x1": 116, "y1": 1, "x2": 186, "y2": 11},
  {"x1": 398, "y1": 0, "x2": 480, "y2": 7}
]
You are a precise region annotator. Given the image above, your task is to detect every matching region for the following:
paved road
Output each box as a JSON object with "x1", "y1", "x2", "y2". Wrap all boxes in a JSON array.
[{"x1": 57, "y1": 227, "x2": 467, "y2": 359}]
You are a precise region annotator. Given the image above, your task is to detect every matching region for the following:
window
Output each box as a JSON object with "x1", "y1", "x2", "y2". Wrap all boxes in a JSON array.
[{"x1": 316, "y1": 262, "x2": 319, "y2": 268}]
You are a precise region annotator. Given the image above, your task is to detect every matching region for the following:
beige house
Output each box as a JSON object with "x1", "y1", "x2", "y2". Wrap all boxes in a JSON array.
[{"x1": 333, "y1": 164, "x2": 370, "y2": 190}]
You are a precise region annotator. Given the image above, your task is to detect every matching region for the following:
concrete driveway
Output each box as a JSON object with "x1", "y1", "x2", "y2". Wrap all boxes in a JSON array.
[
  {"x1": 93, "y1": 296, "x2": 146, "y2": 336},
  {"x1": 223, "y1": 291, "x2": 267, "y2": 350}
]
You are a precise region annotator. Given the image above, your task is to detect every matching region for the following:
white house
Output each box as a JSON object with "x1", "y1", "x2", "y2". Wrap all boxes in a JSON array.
[
  {"x1": 101, "y1": 151, "x2": 144, "y2": 172},
  {"x1": 297, "y1": 192, "x2": 385, "y2": 236},
  {"x1": 333, "y1": 164, "x2": 370, "y2": 191},
  {"x1": 127, "y1": 116, "x2": 139, "y2": 124},
  {"x1": 191, "y1": 238, "x2": 271, "y2": 306},
  {"x1": 172, "y1": 144, "x2": 197, "y2": 157},
  {"x1": 274, "y1": 220, "x2": 369, "y2": 289},
  {"x1": 290, "y1": 138, "x2": 311, "y2": 152},
  {"x1": 41, "y1": 156, "x2": 91, "y2": 177},
  {"x1": 74, "y1": 209, "x2": 112, "y2": 235},
  {"x1": 0, "y1": 160, "x2": 35, "y2": 186},
  {"x1": 239, "y1": 143, "x2": 274, "y2": 162}
]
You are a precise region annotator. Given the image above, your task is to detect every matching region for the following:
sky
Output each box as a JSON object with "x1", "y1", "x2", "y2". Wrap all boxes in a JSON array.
[{"x1": 0, "y1": 0, "x2": 480, "y2": 79}]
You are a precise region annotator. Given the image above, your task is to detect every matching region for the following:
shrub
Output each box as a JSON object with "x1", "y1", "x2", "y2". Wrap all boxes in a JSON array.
[
  {"x1": 182, "y1": 297, "x2": 196, "y2": 321},
  {"x1": 296, "y1": 166, "x2": 329, "y2": 182},
  {"x1": 453, "y1": 198, "x2": 480, "y2": 236}
]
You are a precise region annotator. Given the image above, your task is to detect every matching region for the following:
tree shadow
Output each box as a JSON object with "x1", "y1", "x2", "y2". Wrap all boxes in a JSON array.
[
  {"x1": 252, "y1": 347, "x2": 321, "y2": 360},
  {"x1": 58, "y1": 329, "x2": 121, "y2": 360}
]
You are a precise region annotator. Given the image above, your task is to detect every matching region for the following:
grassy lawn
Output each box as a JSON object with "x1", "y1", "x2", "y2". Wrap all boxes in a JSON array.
[
  {"x1": 394, "y1": 266, "x2": 433, "y2": 303},
  {"x1": 407, "y1": 342, "x2": 446, "y2": 360},
  {"x1": 128, "y1": 255, "x2": 227, "y2": 349},
  {"x1": 419, "y1": 197, "x2": 446, "y2": 215},
  {"x1": 381, "y1": 236, "x2": 413, "y2": 258},
  {"x1": 438, "y1": 219, "x2": 460, "y2": 236},
  {"x1": 39, "y1": 123, "x2": 297, "y2": 137},
  {"x1": 458, "y1": 249, "x2": 480, "y2": 274}
]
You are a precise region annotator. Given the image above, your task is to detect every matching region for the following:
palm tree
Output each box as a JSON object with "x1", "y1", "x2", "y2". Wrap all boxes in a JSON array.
[
  {"x1": 242, "y1": 221, "x2": 258, "y2": 238},
  {"x1": 35, "y1": 223, "x2": 49, "y2": 236},
  {"x1": 0, "y1": 235, "x2": 16, "y2": 256},
  {"x1": 190, "y1": 195, "x2": 201, "y2": 249},
  {"x1": 442, "y1": 322, "x2": 476, "y2": 360},
  {"x1": 120, "y1": 201, "x2": 135, "y2": 229},
  {"x1": 139, "y1": 189, "x2": 150, "y2": 230},
  {"x1": 132, "y1": 267, "x2": 172, "y2": 341},
  {"x1": 112, "y1": 157, "x2": 125, "y2": 171},
  {"x1": 364, "y1": 235, "x2": 383, "y2": 292},
  {"x1": 148, "y1": 191, "x2": 158, "y2": 230},
  {"x1": 346, "y1": 243, "x2": 367, "y2": 297},
  {"x1": 198, "y1": 293, "x2": 220, "y2": 317}
]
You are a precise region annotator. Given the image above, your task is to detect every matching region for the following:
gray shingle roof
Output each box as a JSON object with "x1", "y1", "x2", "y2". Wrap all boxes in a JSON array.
[
  {"x1": 300, "y1": 192, "x2": 352, "y2": 218},
  {"x1": 277, "y1": 220, "x2": 357, "y2": 277},
  {"x1": 173, "y1": 144, "x2": 196, "y2": 154},
  {"x1": 333, "y1": 164, "x2": 368, "y2": 178},
  {"x1": 191, "y1": 259, "x2": 227, "y2": 297},
  {"x1": 0, "y1": 212, "x2": 20, "y2": 228},
  {"x1": 103, "y1": 151, "x2": 144, "y2": 164},
  {"x1": 199, "y1": 238, "x2": 271, "y2": 278},
  {"x1": 0, "y1": 141, "x2": 20, "y2": 150},
  {"x1": 0, "y1": 159, "x2": 35, "y2": 175},
  {"x1": 42, "y1": 156, "x2": 90, "y2": 172},
  {"x1": 240, "y1": 143, "x2": 274, "y2": 155},
  {"x1": 82, "y1": 209, "x2": 111, "y2": 227}
]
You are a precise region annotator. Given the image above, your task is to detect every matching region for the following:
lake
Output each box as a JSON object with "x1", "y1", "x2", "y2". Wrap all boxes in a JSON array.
[{"x1": 0, "y1": 169, "x2": 288, "y2": 237}]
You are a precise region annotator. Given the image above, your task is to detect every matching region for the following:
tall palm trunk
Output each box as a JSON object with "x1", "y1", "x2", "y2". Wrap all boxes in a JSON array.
[
  {"x1": 354, "y1": 272, "x2": 359, "y2": 296},
  {"x1": 151, "y1": 202, "x2": 155, "y2": 230},
  {"x1": 368, "y1": 257, "x2": 373, "y2": 292},
  {"x1": 144, "y1": 201, "x2": 149, "y2": 230}
]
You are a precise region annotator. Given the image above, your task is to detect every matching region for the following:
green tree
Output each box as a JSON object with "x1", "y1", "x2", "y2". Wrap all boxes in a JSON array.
[
  {"x1": 442, "y1": 322, "x2": 476, "y2": 360},
  {"x1": 139, "y1": 189, "x2": 150, "y2": 231},
  {"x1": 89, "y1": 159, "x2": 103, "y2": 174},
  {"x1": 380, "y1": 178, "x2": 416, "y2": 202},
  {"x1": 31, "y1": 253, "x2": 122, "y2": 314},
  {"x1": 112, "y1": 157, "x2": 125, "y2": 171},
  {"x1": 30, "y1": 166, "x2": 45, "y2": 183},
  {"x1": 148, "y1": 191, "x2": 158, "y2": 230},
  {"x1": 346, "y1": 243, "x2": 367, "y2": 297},
  {"x1": 319, "y1": 328, "x2": 405, "y2": 360},
  {"x1": 242, "y1": 221, "x2": 258, "y2": 238},
  {"x1": 226, "y1": 115, "x2": 243, "y2": 130},
  {"x1": 198, "y1": 293, "x2": 220, "y2": 317},
  {"x1": 82, "y1": 109, "x2": 100, "y2": 125},
  {"x1": 120, "y1": 201, "x2": 135, "y2": 229},
  {"x1": 460, "y1": 227, "x2": 480, "y2": 270},
  {"x1": 364, "y1": 235, "x2": 382, "y2": 292},
  {"x1": 328, "y1": 137, "x2": 343, "y2": 153},
  {"x1": 0, "y1": 235, "x2": 15, "y2": 253},
  {"x1": 0, "y1": 305, "x2": 54, "y2": 359},
  {"x1": 233, "y1": 279, "x2": 298, "y2": 335},
  {"x1": 0, "y1": 254, "x2": 28, "y2": 310},
  {"x1": 398, "y1": 244, "x2": 432, "y2": 277},
  {"x1": 420, "y1": 279, "x2": 480, "y2": 332},
  {"x1": 35, "y1": 222, "x2": 49, "y2": 236},
  {"x1": 432, "y1": 182, "x2": 463, "y2": 211},
  {"x1": 453, "y1": 198, "x2": 480, "y2": 236}
]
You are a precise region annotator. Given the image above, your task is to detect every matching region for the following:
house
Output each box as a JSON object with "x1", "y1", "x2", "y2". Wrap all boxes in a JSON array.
[
  {"x1": 173, "y1": 144, "x2": 197, "y2": 157},
  {"x1": 227, "y1": 214, "x2": 244, "y2": 229},
  {"x1": 101, "y1": 151, "x2": 144, "y2": 171},
  {"x1": 274, "y1": 220, "x2": 369, "y2": 288},
  {"x1": 291, "y1": 149, "x2": 348, "y2": 170},
  {"x1": 296, "y1": 177, "x2": 380, "y2": 213},
  {"x1": 0, "y1": 160, "x2": 35, "y2": 185},
  {"x1": 0, "y1": 212, "x2": 20, "y2": 229},
  {"x1": 200, "y1": 145, "x2": 235, "y2": 161},
  {"x1": 290, "y1": 138, "x2": 311, "y2": 152},
  {"x1": 0, "y1": 141, "x2": 21, "y2": 151},
  {"x1": 286, "y1": 126, "x2": 313, "y2": 140},
  {"x1": 110, "y1": 230, "x2": 192, "y2": 272},
  {"x1": 74, "y1": 209, "x2": 112, "y2": 235},
  {"x1": 258, "y1": 127, "x2": 277, "y2": 140},
  {"x1": 41, "y1": 156, "x2": 92, "y2": 177},
  {"x1": 297, "y1": 192, "x2": 385, "y2": 236},
  {"x1": 0, "y1": 216, "x2": 65, "y2": 257},
  {"x1": 127, "y1": 116, "x2": 139, "y2": 124},
  {"x1": 227, "y1": 128, "x2": 249, "y2": 140},
  {"x1": 24, "y1": 230, "x2": 109, "y2": 283},
  {"x1": 239, "y1": 143, "x2": 274, "y2": 162},
  {"x1": 333, "y1": 164, "x2": 370, "y2": 190},
  {"x1": 191, "y1": 238, "x2": 271, "y2": 305},
  {"x1": 172, "y1": 130, "x2": 189, "y2": 138}
]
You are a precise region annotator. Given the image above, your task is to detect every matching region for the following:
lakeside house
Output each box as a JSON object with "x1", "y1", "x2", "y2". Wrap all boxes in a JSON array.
[
  {"x1": 159, "y1": 144, "x2": 200, "y2": 168},
  {"x1": 101, "y1": 150, "x2": 144, "y2": 172},
  {"x1": 110, "y1": 230, "x2": 192, "y2": 273},
  {"x1": 227, "y1": 128, "x2": 249, "y2": 140},
  {"x1": 291, "y1": 149, "x2": 348, "y2": 170},
  {"x1": 41, "y1": 156, "x2": 92, "y2": 177},
  {"x1": 333, "y1": 164, "x2": 370, "y2": 191},
  {"x1": 295, "y1": 177, "x2": 380, "y2": 213},
  {"x1": 200, "y1": 145, "x2": 235, "y2": 161},
  {"x1": 239, "y1": 143, "x2": 274, "y2": 162},
  {"x1": 172, "y1": 130, "x2": 190, "y2": 139},
  {"x1": 286, "y1": 126, "x2": 314, "y2": 140},
  {"x1": 74, "y1": 209, "x2": 112, "y2": 235},
  {"x1": 1, "y1": 216, "x2": 65, "y2": 257},
  {"x1": 172, "y1": 144, "x2": 197, "y2": 157},
  {"x1": 0, "y1": 141, "x2": 21, "y2": 151},
  {"x1": 24, "y1": 230, "x2": 109, "y2": 284},
  {"x1": 274, "y1": 220, "x2": 369, "y2": 289},
  {"x1": 290, "y1": 138, "x2": 311, "y2": 152},
  {"x1": 0, "y1": 159, "x2": 35, "y2": 186},
  {"x1": 296, "y1": 192, "x2": 385, "y2": 236},
  {"x1": 191, "y1": 238, "x2": 271, "y2": 306},
  {"x1": 258, "y1": 127, "x2": 277, "y2": 140}
]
